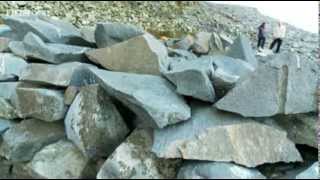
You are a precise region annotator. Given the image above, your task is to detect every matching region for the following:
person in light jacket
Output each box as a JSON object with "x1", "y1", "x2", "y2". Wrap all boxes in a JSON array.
[
  {"x1": 257, "y1": 22, "x2": 266, "y2": 51},
  {"x1": 269, "y1": 21, "x2": 286, "y2": 53}
]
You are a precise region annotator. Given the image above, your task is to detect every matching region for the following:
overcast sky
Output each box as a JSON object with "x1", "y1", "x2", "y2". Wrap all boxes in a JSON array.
[{"x1": 210, "y1": 1, "x2": 318, "y2": 33}]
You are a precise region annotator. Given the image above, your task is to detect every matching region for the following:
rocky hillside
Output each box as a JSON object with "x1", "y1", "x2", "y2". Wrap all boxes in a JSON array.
[{"x1": 0, "y1": 2, "x2": 319, "y2": 179}]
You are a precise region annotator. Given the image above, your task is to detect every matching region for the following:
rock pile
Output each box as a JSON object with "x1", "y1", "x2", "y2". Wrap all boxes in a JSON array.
[{"x1": 0, "y1": 15, "x2": 318, "y2": 179}]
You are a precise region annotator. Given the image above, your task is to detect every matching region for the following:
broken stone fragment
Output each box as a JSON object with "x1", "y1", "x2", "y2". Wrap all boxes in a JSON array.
[
  {"x1": 97, "y1": 129, "x2": 180, "y2": 179},
  {"x1": 9, "y1": 32, "x2": 91, "y2": 64},
  {"x1": 65, "y1": 85, "x2": 129, "y2": 159},
  {"x1": 192, "y1": 32, "x2": 211, "y2": 54},
  {"x1": 177, "y1": 161, "x2": 266, "y2": 179},
  {"x1": 20, "y1": 62, "x2": 96, "y2": 87},
  {"x1": 152, "y1": 102, "x2": 302, "y2": 168},
  {"x1": 94, "y1": 22, "x2": 144, "y2": 48},
  {"x1": 0, "y1": 119, "x2": 65, "y2": 162},
  {"x1": 12, "y1": 84, "x2": 67, "y2": 122},
  {"x1": 26, "y1": 140, "x2": 96, "y2": 179},
  {"x1": 70, "y1": 68, "x2": 191, "y2": 129},
  {"x1": 86, "y1": 33, "x2": 168, "y2": 75}
]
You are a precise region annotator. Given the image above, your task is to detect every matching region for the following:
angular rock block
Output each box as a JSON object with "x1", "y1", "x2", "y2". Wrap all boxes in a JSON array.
[
  {"x1": 0, "y1": 53, "x2": 28, "y2": 77},
  {"x1": 0, "y1": 82, "x2": 18, "y2": 99},
  {"x1": 26, "y1": 140, "x2": 96, "y2": 179},
  {"x1": 12, "y1": 85, "x2": 67, "y2": 122},
  {"x1": 97, "y1": 129, "x2": 180, "y2": 179},
  {"x1": 164, "y1": 58, "x2": 216, "y2": 102},
  {"x1": 177, "y1": 162, "x2": 266, "y2": 179},
  {"x1": 95, "y1": 22, "x2": 144, "y2": 48},
  {"x1": 227, "y1": 35, "x2": 258, "y2": 68},
  {"x1": 3, "y1": 15, "x2": 92, "y2": 46},
  {"x1": 9, "y1": 32, "x2": 91, "y2": 64},
  {"x1": 192, "y1": 32, "x2": 211, "y2": 54},
  {"x1": 86, "y1": 33, "x2": 168, "y2": 75},
  {"x1": 70, "y1": 68, "x2": 191, "y2": 129},
  {"x1": 64, "y1": 86, "x2": 80, "y2": 105},
  {"x1": 216, "y1": 53, "x2": 319, "y2": 117},
  {"x1": 65, "y1": 85, "x2": 129, "y2": 159},
  {"x1": 0, "y1": 119, "x2": 65, "y2": 162},
  {"x1": 20, "y1": 62, "x2": 96, "y2": 87},
  {"x1": 152, "y1": 102, "x2": 302, "y2": 168}
]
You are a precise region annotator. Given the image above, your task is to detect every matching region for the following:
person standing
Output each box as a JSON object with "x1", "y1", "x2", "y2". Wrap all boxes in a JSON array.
[
  {"x1": 257, "y1": 22, "x2": 266, "y2": 52},
  {"x1": 269, "y1": 21, "x2": 286, "y2": 53}
]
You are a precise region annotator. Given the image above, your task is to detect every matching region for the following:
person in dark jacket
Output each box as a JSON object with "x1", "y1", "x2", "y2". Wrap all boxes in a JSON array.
[{"x1": 257, "y1": 22, "x2": 266, "y2": 52}]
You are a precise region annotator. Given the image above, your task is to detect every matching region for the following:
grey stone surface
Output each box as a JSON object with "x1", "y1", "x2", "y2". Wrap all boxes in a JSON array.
[
  {"x1": 97, "y1": 129, "x2": 180, "y2": 179},
  {"x1": 192, "y1": 32, "x2": 211, "y2": 54},
  {"x1": 65, "y1": 85, "x2": 129, "y2": 159},
  {"x1": 0, "y1": 37, "x2": 10, "y2": 52},
  {"x1": 0, "y1": 74, "x2": 18, "y2": 82},
  {"x1": 0, "y1": 53, "x2": 28, "y2": 77},
  {"x1": 26, "y1": 140, "x2": 96, "y2": 179},
  {"x1": 0, "y1": 158, "x2": 12, "y2": 179},
  {"x1": 164, "y1": 58, "x2": 216, "y2": 102},
  {"x1": 95, "y1": 22, "x2": 144, "y2": 48},
  {"x1": 3, "y1": 15, "x2": 92, "y2": 46},
  {"x1": 20, "y1": 62, "x2": 96, "y2": 87},
  {"x1": 70, "y1": 68, "x2": 191, "y2": 129},
  {"x1": 86, "y1": 33, "x2": 168, "y2": 75},
  {"x1": 215, "y1": 52, "x2": 318, "y2": 117},
  {"x1": 9, "y1": 32, "x2": 91, "y2": 64},
  {"x1": 152, "y1": 102, "x2": 302, "y2": 168},
  {"x1": 0, "y1": 118, "x2": 14, "y2": 135},
  {"x1": 0, "y1": 82, "x2": 18, "y2": 99},
  {"x1": 64, "y1": 86, "x2": 80, "y2": 105},
  {"x1": 0, "y1": 98, "x2": 17, "y2": 119},
  {"x1": 12, "y1": 85, "x2": 67, "y2": 122},
  {"x1": 0, "y1": 119, "x2": 65, "y2": 162},
  {"x1": 227, "y1": 35, "x2": 258, "y2": 68},
  {"x1": 177, "y1": 162, "x2": 266, "y2": 179},
  {"x1": 296, "y1": 162, "x2": 319, "y2": 179}
]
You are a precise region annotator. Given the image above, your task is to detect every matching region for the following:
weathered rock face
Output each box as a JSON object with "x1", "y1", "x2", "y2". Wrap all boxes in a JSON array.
[
  {"x1": 177, "y1": 162, "x2": 266, "y2": 179},
  {"x1": 64, "y1": 86, "x2": 80, "y2": 105},
  {"x1": 70, "y1": 68, "x2": 191, "y2": 129},
  {"x1": 226, "y1": 35, "x2": 258, "y2": 68},
  {"x1": 0, "y1": 118, "x2": 14, "y2": 135},
  {"x1": 95, "y1": 22, "x2": 144, "y2": 48},
  {"x1": 215, "y1": 52, "x2": 318, "y2": 117},
  {"x1": 9, "y1": 32, "x2": 91, "y2": 64},
  {"x1": 192, "y1": 32, "x2": 211, "y2": 54},
  {"x1": 97, "y1": 129, "x2": 180, "y2": 179},
  {"x1": 20, "y1": 62, "x2": 96, "y2": 87},
  {"x1": 65, "y1": 85, "x2": 129, "y2": 159},
  {"x1": 172, "y1": 35, "x2": 195, "y2": 50},
  {"x1": 12, "y1": 85, "x2": 67, "y2": 122},
  {"x1": 3, "y1": 15, "x2": 92, "y2": 46},
  {"x1": 86, "y1": 33, "x2": 169, "y2": 75},
  {"x1": 0, "y1": 158, "x2": 11, "y2": 179},
  {"x1": 295, "y1": 162, "x2": 319, "y2": 179},
  {"x1": 0, "y1": 98, "x2": 17, "y2": 119},
  {"x1": 0, "y1": 37, "x2": 10, "y2": 52},
  {"x1": 164, "y1": 58, "x2": 216, "y2": 102},
  {"x1": 275, "y1": 114, "x2": 317, "y2": 148},
  {"x1": 0, "y1": 82, "x2": 18, "y2": 99},
  {"x1": 0, "y1": 119, "x2": 65, "y2": 162},
  {"x1": 0, "y1": 53, "x2": 28, "y2": 77},
  {"x1": 26, "y1": 140, "x2": 96, "y2": 179},
  {"x1": 152, "y1": 102, "x2": 302, "y2": 168}
]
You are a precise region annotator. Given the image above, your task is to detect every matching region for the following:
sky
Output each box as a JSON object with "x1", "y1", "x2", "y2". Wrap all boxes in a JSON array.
[{"x1": 210, "y1": 1, "x2": 318, "y2": 33}]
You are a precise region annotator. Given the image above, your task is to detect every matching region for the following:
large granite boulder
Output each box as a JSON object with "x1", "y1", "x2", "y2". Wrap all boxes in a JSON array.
[
  {"x1": 3, "y1": 15, "x2": 92, "y2": 46},
  {"x1": 65, "y1": 85, "x2": 129, "y2": 159},
  {"x1": 0, "y1": 82, "x2": 18, "y2": 99},
  {"x1": 0, "y1": 119, "x2": 65, "y2": 162},
  {"x1": 86, "y1": 33, "x2": 168, "y2": 75},
  {"x1": 0, "y1": 53, "x2": 28, "y2": 77},
  {"x1": 152, "y1": 102, "x2": 302, "y2": 168},
  {"x1": 296, "y1": 162, "x2": 319, "y2": 179},
  {"x1": 26, "y1": 140, "x2": 96, "y2": 179},
  {"x1": 177, "y1": 162, "x2": 266, "y2": 179},
  {"x1": 226, "y1": 35, "x2": 258, "y2": 68},
  {"x1": 97, "y1": 129, "x2": 180, "y2": 179},
  {"x1": 215, "y1": 52, "x2": 318, "y2": 117},
  {"x1": 12, "y1": 84, "x2": 67, "y2": 122},
  {"x1": 20, "y1": 62, "x2": 96, "y2": 87},
  {"x1": 0, "y1": 98, "x2": 17, "y2": 119},
  {"x1": 70, "y1": 68, "x2": 191, "y2": 129},
  {"x1": 274, "y1": 114, "x2": 317, "y2": 148},
  {"x1": 95, "y1": 22, "x2": 144, "y2": 48},
  {"x1": 164, "y1": 58, "x2": 216, "y2": 102},
  {"x1": 9, "y1": 32, "x2": 91, "y2": 64}
]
